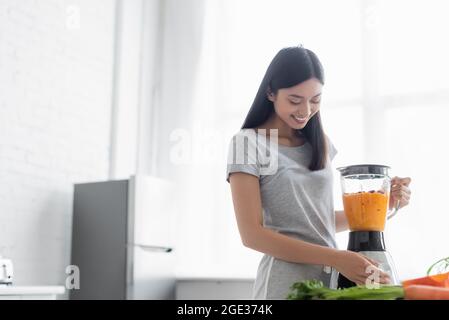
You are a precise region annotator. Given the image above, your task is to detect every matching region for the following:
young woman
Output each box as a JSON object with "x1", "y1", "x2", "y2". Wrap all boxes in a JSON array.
[{"x1": 225, "y1": 46, "x2": 412, "y2": 300}]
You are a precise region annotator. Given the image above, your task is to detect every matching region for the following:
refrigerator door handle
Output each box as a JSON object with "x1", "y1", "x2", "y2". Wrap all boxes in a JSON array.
[{"x1": 130, "y1": 243, "x2": 173, "y2": 253}]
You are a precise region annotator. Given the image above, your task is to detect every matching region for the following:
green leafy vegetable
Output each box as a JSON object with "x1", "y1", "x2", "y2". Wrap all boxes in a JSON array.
[{"x1": 287, "y1": 280, "x2": 404, "y2": 300}]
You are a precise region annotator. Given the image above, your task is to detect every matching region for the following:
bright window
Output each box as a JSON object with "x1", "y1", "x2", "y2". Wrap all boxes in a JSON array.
[{"x1": 174, "y1": 0, "x2": 449, "y2": 280}]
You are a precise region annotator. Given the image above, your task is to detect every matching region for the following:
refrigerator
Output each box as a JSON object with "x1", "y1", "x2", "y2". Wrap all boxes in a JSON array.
[{"x1": 70, "y1": 175, "x2": 176, "y2": 299}]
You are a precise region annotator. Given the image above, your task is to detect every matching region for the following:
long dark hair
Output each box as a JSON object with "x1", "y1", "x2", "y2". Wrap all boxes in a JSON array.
[{"x1": 241, "y1": 46, "x2": 328, "y2": 171}]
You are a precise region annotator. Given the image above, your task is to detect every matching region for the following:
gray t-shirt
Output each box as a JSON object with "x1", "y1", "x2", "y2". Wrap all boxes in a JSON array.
[{"x1": 226, "y1": 128, "x2": 339, "y2": 299}]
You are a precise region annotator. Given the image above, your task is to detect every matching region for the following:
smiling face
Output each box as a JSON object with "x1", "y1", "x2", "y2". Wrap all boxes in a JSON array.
[{"x1": 267, "y1": 78, "x2": 323, "y2": 130}]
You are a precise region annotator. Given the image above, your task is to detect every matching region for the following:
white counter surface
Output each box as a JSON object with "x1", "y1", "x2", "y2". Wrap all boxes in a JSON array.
[{"x1": 0, "y1": 286, "x2": 65, "y2": 296}]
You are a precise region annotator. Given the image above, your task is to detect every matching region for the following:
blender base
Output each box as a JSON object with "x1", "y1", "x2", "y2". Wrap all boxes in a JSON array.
[
  {"x1": 337, "y1": 231, "x2": 400, "y2": 288},
  {"x1": 337, "y1": 274, "x2": 356, "y2": 288}
]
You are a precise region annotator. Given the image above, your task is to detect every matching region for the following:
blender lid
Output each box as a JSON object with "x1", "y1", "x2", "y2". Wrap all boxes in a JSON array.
[{"x1": 337, "y1": 164, "x2": 391, "y2": 177}]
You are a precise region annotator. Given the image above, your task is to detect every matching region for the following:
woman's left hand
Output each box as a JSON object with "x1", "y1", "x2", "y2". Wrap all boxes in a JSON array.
[{"x1": 389, "y1": 176, "x2": 412, "y2": 210}]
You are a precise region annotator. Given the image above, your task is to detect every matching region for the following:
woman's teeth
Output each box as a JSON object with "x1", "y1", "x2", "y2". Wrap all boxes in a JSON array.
[{"x1": 293, "y1": 115, "x2": 307, "y2": 121}]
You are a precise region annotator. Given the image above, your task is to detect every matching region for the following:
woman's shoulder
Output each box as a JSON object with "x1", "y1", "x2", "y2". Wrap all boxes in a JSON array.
[
  {"x1": 228, "y1": 128, "x2": 259, "y2": 144},
  {"x1": 227, "y1": 128, "x2": 259, "y2": 152}
]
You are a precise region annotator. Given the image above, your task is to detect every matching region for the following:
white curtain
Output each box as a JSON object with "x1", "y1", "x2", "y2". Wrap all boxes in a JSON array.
[
  {"x1": 151, "y1": 0, "x2": 263, "y2": 278},
  {"x1": 156, "y1": 0, "x2": 366, "y2": 278},
  {"x1": 148, "y1": 0, "x2": 449, "y2": 280}
]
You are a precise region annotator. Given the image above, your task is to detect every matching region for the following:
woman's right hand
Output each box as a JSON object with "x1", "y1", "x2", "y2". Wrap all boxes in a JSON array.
[{"x1": 333, "y1": 250, "x2": 391, "y2": 286}]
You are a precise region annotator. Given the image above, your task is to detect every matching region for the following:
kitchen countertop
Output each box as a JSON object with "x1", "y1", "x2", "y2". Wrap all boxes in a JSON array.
[
  {"x1": 175, "y1": 270, "x2": 255, "y2": 282},
  {"x1": 0, "y1": 286, "x2": 65, "y2": 296}
]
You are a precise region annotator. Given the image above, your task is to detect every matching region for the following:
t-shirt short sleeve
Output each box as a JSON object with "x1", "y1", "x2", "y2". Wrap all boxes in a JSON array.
[
  {"x1": 226, "y1": 131, "x2": 261, "y2": 183},
  {"x1": 326, "y1": 135, "x2": 338, "y2": 161}
]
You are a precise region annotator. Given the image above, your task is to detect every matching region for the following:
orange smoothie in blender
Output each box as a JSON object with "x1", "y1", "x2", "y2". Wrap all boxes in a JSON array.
[{"x1": 342, "y1": 191, "x2": 389, "y2": 231}]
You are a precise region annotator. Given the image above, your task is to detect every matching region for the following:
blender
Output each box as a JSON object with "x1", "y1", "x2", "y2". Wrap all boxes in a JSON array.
[{"x1": 336, "y1": 164, "x2": 401, "y2": 288}]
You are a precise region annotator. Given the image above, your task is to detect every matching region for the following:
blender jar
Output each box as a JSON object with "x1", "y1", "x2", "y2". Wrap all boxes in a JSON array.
[{"x1": 337, "y1": 164, "x2": 400, "y2": 232}]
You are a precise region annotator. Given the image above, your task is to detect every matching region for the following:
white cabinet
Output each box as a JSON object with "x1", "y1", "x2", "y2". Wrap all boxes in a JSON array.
[{"x1": 176, "y1": 277, "x2": 255, "y2": 300}]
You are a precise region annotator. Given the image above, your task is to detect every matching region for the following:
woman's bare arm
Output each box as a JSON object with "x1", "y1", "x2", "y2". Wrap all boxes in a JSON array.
[{"x1": 229, "y1": 172, "x2": 339, "y2": 267}]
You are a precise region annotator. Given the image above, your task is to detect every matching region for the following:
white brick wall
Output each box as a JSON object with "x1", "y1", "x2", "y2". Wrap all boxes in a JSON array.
[{"x1": 0, "y1": 0, "x2": 116, "y2": 288}]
